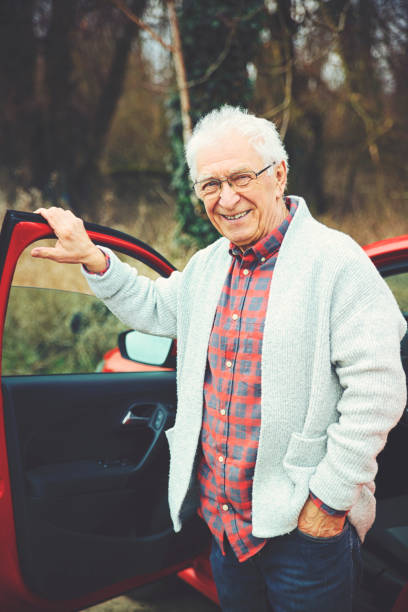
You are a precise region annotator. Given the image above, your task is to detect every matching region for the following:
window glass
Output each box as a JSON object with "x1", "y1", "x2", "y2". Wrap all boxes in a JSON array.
[
  {"x1": 12, "y1": 239, "x2": 160, "y2": 291},
  {"x1": 385, "y1": 272, "x2": 408, "y2": 315},
  {"x1": 3, "y1": 240, "x2": 163, "y2": 375},
  {"x1": 3, "y1": 287, "x2": 126, "y2": 375}
]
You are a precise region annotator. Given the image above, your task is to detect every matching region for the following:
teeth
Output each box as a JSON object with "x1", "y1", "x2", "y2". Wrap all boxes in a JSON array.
[{"x1": 224, "y1": 211, "x2": 248, "y2": 220}]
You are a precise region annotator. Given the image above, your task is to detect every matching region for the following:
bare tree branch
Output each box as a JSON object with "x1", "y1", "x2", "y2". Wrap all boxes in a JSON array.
[
  {"x1": 219, "y1": 3, "x2": 265, "y2": 26},
  {"x1": 111, "y1": 0, "x2": 173, "y2": 52},
  {"x1": 278, "y1": 63, "x2": 292, "y2": 139},
  {"x1": 185, "y1": 4, "x2": 265, "y2": 88},
  {"x1": 263, "y1": 5, "x2": 293, "y2": 139},
  {"x1": 304, "y1": 1, "x2": 351, "y2": 34},
  {"x1": 263, "y1": 64, "x2": 292, "y2": 139},
  {"x1": 262, "y1": 98, "x2": 290, "y2": 119},
  {"x1": 110, "y1": 0, "x2": 192, "y2": 144},
  {"x1": 258, "y1": 59, "x2": 293, "y2": 77},
  {"x1": 348, "y1": 93, "x2": 394, "y2": 164},
  {"x1": 112, "y1": 1, "x2": 265, "y2": 144},
  {"x1": 186, "y1": 26, "x2": 235, "y2": 88}
]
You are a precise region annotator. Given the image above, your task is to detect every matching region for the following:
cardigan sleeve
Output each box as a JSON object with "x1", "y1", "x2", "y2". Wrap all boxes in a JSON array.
[
  {"x1": 82, "y1": 247, "x2": 181, "y2": 339},
  {"x1": 309, "y1": 257, "x2": 407, "y2": 511}
]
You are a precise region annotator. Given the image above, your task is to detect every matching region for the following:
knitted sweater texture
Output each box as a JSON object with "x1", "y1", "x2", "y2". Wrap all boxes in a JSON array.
[{"x1": 83, "y1": 197, "x2": 407, "y2": 542}]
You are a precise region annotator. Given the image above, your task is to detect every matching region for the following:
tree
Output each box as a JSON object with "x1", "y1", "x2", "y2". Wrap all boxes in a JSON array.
[
  {"x1": 0, "y1": 0, "x2": 148, "y2": 214},
  {"x1": 170, "y1": 0, "x2": 266, "y2": 247},
  {"x1": 252, "y1": 0, "x2": 407, "y2": 222}
]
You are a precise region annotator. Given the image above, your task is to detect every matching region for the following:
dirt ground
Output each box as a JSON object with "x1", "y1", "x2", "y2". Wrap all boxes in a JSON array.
[{"x1": 81, "y1": 575, "x2": 220, "y2": 612}]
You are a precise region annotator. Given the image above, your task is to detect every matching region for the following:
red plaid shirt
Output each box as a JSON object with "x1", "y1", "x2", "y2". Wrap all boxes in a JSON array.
[{"x1": 198, "y1": 198, "x2": 344, "y2": 562}]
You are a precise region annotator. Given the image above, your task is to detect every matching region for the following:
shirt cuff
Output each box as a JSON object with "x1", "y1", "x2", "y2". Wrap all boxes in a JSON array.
[
  {"x1": 309, "y1": 491, "x2": 349, "y2": 517},
  {"x1": 82, "y1": 251, "x2": 111, "y2": 276}
]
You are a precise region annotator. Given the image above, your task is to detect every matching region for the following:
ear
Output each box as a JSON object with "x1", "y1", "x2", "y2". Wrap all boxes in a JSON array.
[{"x1": 275, "y1": 161, "x2": 287, "y2": 197}]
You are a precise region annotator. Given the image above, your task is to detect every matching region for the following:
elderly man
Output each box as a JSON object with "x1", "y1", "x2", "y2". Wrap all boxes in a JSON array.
[{"x1": 33, "y1": 106, "x2": 407, "y2": 612}]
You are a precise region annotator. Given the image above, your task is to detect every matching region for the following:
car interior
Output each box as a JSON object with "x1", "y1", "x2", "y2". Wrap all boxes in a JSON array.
[
  {"x1": 2, "y1": 371, "x2": 209, "y2": 600},
  {"x1": 0, "y1": 213, "x2": 209, "y2": 604},
  {"x1": 360, "y1": 299, "x2": 408, "y2": 611}
]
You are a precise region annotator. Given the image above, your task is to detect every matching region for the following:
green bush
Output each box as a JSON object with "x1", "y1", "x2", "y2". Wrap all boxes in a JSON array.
[{"x1": 3, "y1": 287, "x2": 126, "y2": 375}]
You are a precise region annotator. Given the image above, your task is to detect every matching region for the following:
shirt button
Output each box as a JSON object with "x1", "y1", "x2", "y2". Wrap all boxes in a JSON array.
[
  {"x1": 232, "y1": 313, "x2": 238, "y2": 320},
  {"x1": 218, "y1": 456, "x2": 224, "y2": 463},
  {"x1": 243, "y1": 269, "x2": 249, "y2": 276},
  {"x1": 226, "y1": 360, "x2": 232, "y2": 368},
  {"x1": 222, "y1": 504, "x2": 229, "y2": 511},
  {"x1": 220, "y1": 409, "x2": 226, "y2": 416}
]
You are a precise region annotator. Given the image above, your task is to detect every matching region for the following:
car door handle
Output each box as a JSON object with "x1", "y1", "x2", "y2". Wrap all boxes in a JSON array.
[
  {"x1": 121, "y1": 411, "x2": 150, "y2": 426},
  {"x1": 122, "y1": 403, "x2": 172, "y2": 471},
  {"x1": 121, "y1": 404, "x2": 168, "y2": 429}
]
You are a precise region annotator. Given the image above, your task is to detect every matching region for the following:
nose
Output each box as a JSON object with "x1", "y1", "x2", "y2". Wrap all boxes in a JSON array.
[{"x1": 219, "y1": 181, "x2": 240, "y2": 208}]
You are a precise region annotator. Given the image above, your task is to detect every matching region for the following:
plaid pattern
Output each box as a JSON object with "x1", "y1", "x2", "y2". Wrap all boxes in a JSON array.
[
  {"x1": 309, "y1": 491, "x2": 349, "y2": 517},
  {"x1": 198, "y1": 198, "x2": 296, "y2": 562}
]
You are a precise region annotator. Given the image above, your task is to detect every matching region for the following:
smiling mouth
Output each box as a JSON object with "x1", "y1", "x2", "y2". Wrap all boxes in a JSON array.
[{"x1": 222, "y1": 211, "x2": 250, "y2": 221}]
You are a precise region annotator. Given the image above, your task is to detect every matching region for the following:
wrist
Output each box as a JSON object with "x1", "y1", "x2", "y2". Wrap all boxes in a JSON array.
[
  {"x1": 82, "y1": 247, "x2": 108, "y2": 274},
  {"x1": 308, "y1": 492, "x2": 348, "y2": 518},
  {"x1": 297, "y1": 498, "x2": 346, "y2": 537}
]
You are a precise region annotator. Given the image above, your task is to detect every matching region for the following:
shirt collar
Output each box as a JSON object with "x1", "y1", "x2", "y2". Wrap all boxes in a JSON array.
[{"x1": 229, "y1": 197, "x2": 298, "y2": 262}]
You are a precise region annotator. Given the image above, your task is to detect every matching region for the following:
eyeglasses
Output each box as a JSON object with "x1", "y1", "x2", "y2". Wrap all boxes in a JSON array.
[{"x1": 193, "y1": 163, "x2": 275, "y2": 201}]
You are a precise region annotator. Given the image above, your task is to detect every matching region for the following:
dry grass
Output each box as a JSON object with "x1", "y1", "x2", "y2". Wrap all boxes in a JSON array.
[
  {"x1": 0, "y1": 185, "x2": 196, "y2": 292},
  {"x1": 0, "y1": 187, "x2": 196, "y2": 375},
  {"x1": 1, "y1": 184, "x2": 407, "y2": 298},
  {"x1": 320, "y1": 204, "x2": 408, "y2": 246}
]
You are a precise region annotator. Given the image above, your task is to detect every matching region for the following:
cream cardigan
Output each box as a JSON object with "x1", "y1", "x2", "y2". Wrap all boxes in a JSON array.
[{"x1": 84, "y1": 197, "x2": 407, "y2": 542}]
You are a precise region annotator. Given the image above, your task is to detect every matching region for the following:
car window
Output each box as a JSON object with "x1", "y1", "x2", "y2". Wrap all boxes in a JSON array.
[
  {"x1": 385, "y1": 271, "x2": 408, "y2": 316},
  {"x1": 2, "y1": 239, "x2": 162, "y2": 375},
  {"x1": 3, "y1": 286, "x2": 127, "y2": 375}
]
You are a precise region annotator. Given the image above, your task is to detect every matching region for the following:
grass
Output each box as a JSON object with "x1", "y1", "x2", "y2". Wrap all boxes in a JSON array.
[
  {"x1": 3, "y1": 286, "x2": 128, "y2": 375},
  {"x1": 320, "y1": 203, "x2": 408, "y2": 247},
  {"x1": 1, "y1": 186, "x2": 407, "y2": 376},
  {"x1": 386, "y1": 273, "x2": 408, "y2": 313}
]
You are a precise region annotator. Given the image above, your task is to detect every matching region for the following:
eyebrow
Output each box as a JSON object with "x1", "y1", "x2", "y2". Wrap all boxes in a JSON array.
[{"x1": 196, "y1": 166, "x2": 252, "y2": 182}]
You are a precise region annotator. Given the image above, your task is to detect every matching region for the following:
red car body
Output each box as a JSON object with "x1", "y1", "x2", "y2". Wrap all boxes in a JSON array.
[{"x1": 0, "y1": 210, "x2": 407, "y2": 611}]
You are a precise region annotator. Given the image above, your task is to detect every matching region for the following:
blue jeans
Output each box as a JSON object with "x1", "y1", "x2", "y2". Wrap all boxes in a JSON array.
[{"x1": 209, "y1": 521, "x2": 361, "y2": 612}]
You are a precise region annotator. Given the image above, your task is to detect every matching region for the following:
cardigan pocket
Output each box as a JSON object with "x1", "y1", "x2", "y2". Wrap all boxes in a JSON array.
[
  {"x1": 283, "y1": 432, "x2": 328, "y2": 485},
  {"x1": 282, "y1": 432, "x2": 328, "y2": 517}
]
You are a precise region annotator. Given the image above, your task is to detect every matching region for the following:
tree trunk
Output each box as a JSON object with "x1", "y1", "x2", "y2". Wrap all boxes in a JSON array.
[
  {"x1": 71, "y1": 0, "x2": 146, "y2": 214},
  {"x1": 167, "y1": 0, "x2": 192, "y2": 146},
  {"x1": 0, "y1": 0, "x2": 37, "y2": 176}
]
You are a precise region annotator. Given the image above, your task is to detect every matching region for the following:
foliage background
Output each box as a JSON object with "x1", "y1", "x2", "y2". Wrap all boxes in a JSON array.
[{"x1": 1, "y1": 0, "x2": 407, "y2": 257}]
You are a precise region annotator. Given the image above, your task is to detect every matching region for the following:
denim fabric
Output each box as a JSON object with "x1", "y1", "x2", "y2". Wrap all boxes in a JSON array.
[{"x1": 209, "y1": 521, "x2": 361, "y2": 612}]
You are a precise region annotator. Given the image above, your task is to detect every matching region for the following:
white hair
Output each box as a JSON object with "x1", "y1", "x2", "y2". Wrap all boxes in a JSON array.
[{"x1": 185, "y1": 105, "x2": 289, "y2": 181}]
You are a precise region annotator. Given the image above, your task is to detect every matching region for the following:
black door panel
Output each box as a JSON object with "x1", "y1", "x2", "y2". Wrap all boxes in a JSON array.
[
  {"x1": 2, "y1": 372, "x2": 208, "y2": 600},
  {"x1": 0, "y1": 212, "x2": 210, "y2": 608}
]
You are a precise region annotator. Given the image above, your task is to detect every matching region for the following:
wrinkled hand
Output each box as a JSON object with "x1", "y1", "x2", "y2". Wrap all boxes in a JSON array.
[
  {"x1": 31, "y1": 207, "x2": 107, "y2": 273},
  {"x1": 297, "y1": 498, "x2": 345, "y2": 538}
]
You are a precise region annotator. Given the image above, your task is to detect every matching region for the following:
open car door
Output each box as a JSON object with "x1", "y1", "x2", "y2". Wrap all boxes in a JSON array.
[
  {"x1": 0, "y1": 211, "x2": 209, "y2": 611},
  {"x1": 359, "y1": 236, "x2": 408, "y2": 612}
]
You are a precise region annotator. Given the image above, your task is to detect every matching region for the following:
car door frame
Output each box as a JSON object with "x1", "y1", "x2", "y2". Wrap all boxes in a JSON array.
[{"x1": 0, "y1": 210, "x2": 209, "y2": 611}]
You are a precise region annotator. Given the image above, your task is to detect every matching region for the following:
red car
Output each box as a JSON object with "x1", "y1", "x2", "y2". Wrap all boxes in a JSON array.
[{"x1": 0, "y1": 210, "x2": 407, "y2": 611}]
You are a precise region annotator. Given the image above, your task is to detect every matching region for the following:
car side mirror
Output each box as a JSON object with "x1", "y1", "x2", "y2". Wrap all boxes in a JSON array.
[{"x1": 118, "y1": 330, "x2": 175, "y2": 368}]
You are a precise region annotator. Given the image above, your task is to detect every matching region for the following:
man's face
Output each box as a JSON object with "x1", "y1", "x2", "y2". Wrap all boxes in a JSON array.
[{"x1": 195, "y1": 131, "x2": 287, "y2": 250}]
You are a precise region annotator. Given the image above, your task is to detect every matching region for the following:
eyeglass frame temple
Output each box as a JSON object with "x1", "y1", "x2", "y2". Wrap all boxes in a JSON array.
[{"x1": 255, "y1": 162, "x2": 276, "y2": 178}]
